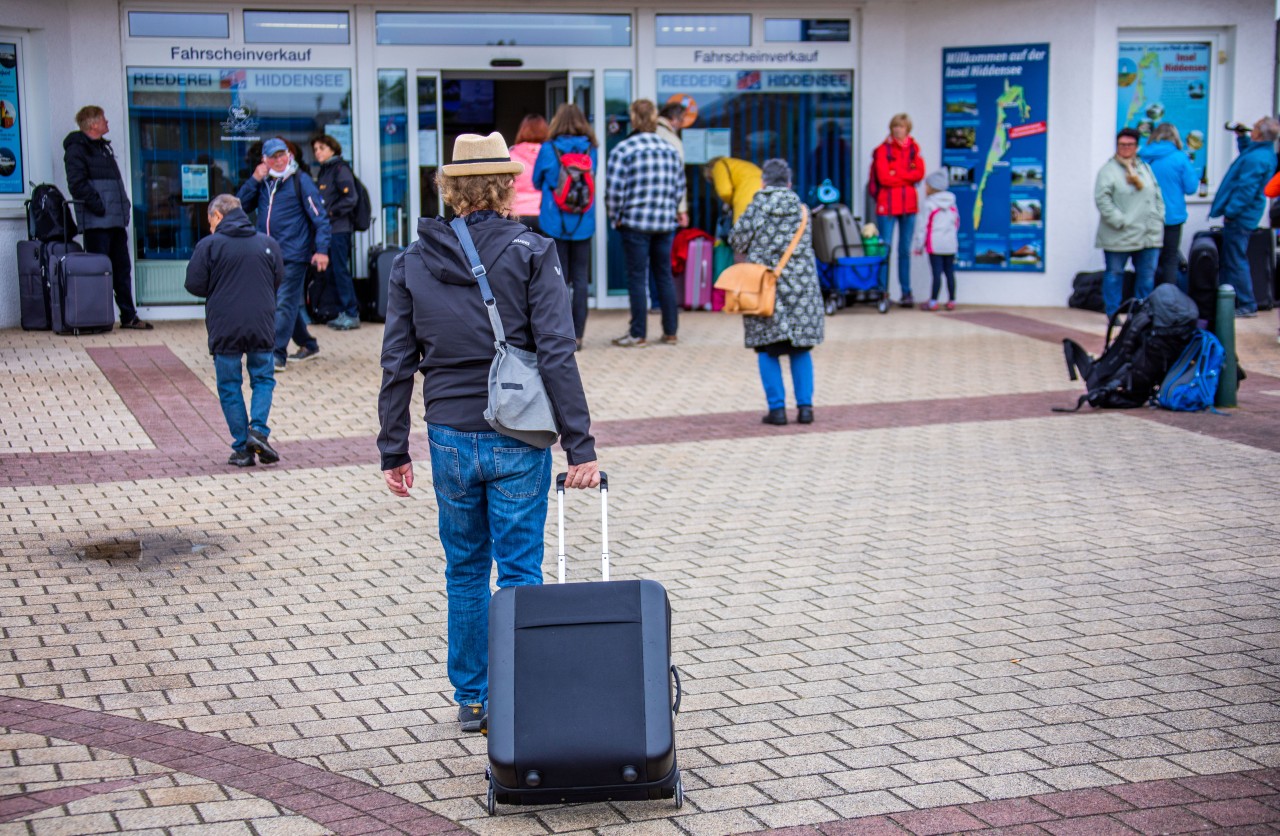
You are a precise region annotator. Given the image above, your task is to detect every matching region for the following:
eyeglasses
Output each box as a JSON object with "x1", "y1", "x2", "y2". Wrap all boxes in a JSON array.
[{"x1": 1116, "y1": 140, "x2": 1138, "y2": 147}]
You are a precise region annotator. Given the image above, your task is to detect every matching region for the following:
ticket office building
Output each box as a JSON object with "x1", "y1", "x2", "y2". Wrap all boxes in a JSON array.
[{"x1": 0, "y1": 0, "x2": 1271, "y2": 326}]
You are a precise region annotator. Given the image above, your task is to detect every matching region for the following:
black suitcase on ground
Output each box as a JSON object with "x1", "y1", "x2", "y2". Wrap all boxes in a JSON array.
[
  {"x1": 1189, "y1": 227, "x2": 1276, "y2": 313},
  {"x1": 1188, "y1": 230, "x2": 1219, "y2": 323},
  {"x1": 484, "y1": 473, "x2": 683, "y2": 815},
  {"x1": 50, "y1": 247, "x2": 114, "y2": 335},
  {"x1": 17, "y1": 240, "x2": 50, "y2": 330},
  {"x1": 360, "y1": 243, "x2": 401, "y2": 323}
]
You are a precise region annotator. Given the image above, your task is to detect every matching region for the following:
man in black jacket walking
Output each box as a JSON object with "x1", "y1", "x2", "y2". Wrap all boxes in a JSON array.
[
  {"x1": 63, "y1": 105, "x2": 150, "y2": 329},
  {"x1": 185, "y1": 194, "x2": 285, "y2": 467}
]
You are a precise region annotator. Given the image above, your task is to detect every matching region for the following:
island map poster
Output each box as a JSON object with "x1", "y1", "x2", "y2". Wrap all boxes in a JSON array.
[
  {"x1": 941, "y1": 43, "x2": 1049, "y2": 272},
  {"x1": 1117, "y1": 42, "x2": 1211, "y2": 182}
]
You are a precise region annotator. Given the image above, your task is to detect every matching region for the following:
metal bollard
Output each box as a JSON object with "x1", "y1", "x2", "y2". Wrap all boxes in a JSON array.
[{"x1": 1214, "y1": 284, "x2": 1237, "y2": 408}]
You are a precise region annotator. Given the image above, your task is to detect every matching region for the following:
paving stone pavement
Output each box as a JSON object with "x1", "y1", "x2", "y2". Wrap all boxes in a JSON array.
[{"x1": 1, "y1": 305, "x2": 1279, "y2": 835}]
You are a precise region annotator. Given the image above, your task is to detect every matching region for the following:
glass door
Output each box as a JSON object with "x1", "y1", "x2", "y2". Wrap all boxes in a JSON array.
[{"x1": 416, "y1": 72, "x2": 442, "y2": 220}]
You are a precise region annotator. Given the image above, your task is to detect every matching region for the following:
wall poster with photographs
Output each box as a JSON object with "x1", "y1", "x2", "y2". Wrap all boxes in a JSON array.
[
  {"x1": 1116, "y1": 42, "x2": 1211, "y2": 183},
  {"x1": 0, "y1": 43, "x2": 24, "y2": 194},
  {"x1": 941, "y1": 43, "x2": 1049, "y2": 272}
]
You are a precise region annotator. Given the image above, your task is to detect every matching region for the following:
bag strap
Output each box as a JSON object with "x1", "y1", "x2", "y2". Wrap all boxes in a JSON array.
[
  {"x1": 449, "y1": 217, "x2": 508, "y2": 347},
  {"x1": 773, "y1": 205, "x2": 809, "y2": 275}
]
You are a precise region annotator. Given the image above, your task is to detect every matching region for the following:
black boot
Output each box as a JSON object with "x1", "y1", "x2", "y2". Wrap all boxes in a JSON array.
[
  {"x1": 227, "y1": 449, "x2": 255, "y2": 467},
  {"x1": 797, "y1": 406, "x2": 814, "y2": 424},
  {"x1": 761, "y1": 408, "x2": 788, "y2": 426}
]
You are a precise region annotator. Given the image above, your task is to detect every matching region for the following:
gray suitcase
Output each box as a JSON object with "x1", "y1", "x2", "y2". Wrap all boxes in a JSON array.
[
  {"x1": 17, "y1": 240, "x2": 50, "y2": 331},
  {"x1": 812, "y1": 203, "x2": 860, "y2": 263},
  {"x1": 484, "y1": 473, "x2": 683, "y2": 815},
  {"x1": 51, "y1": 250, "x2": 114, "y2": 335}
]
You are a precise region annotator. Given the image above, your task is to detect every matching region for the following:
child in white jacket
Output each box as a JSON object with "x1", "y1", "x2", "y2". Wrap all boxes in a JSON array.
[{"x1": 912, "y1": 168, "x2": 961, "y2": 310}]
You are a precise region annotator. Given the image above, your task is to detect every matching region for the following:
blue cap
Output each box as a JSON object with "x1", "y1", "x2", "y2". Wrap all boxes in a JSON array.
[{"x1": 262, "y1": 138, "x2": 288, "y2": 157}]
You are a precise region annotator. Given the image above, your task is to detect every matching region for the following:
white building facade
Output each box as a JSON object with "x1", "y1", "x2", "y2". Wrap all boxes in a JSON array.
[{"x1": 0, "y1": 0, "x2": 1273, "y2": 327}]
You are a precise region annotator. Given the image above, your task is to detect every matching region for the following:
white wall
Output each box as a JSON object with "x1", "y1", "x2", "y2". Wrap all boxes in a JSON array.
[{"x1": 860, "y1": 0, "x2": 1275, "y2": 307}]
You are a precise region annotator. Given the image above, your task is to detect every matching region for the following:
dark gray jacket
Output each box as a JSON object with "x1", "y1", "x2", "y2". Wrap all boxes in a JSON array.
[
  {"x1": 63, "y1": 131, "x2": 132, "y2": 230},
  {"x1": 184, "y1": 208, "x2": 284, "y2": 355},
  {"x1": 315, "y1": 157, "x2": 359, "y2": 234},
  {"x1": 377, "y1": 212, "x2": 595, "y2": 469}
]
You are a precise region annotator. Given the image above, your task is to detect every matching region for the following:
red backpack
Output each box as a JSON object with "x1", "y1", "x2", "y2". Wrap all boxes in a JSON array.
[{"x1": 552, "y1": 146, "x2": 594, "y2": 214}]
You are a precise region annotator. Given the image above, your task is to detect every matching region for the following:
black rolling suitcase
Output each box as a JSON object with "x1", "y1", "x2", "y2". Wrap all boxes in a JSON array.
[
  {"x1": 1188, "y1": 230, "x2": 1219, "y2": 323},
  {"x1": 484, "y1": 473, "x2": 683, "y2": 815},
  {"x1": 1189, "y1": 227, "x2": 1276, "y2": 313},
  {"x1": 50, "y1": 246, "x2": 114, "y2": 335},
  {"x1": 17, "y1": 240, "x2": 50, "y2": 330},
  {"x1": 1246, "y1": 227, "x2": 1275, "y2": 311},
  {"x1": 359, "y1": 216, "x2": 403, "y2": 323}
]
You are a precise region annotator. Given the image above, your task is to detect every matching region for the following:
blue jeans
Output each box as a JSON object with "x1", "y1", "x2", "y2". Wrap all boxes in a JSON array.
[
  {"x1": 1220, "y1": 220, "x2": 1256, "y2": 313},
  {"x1": 213, "y1": 352, "x2": 275, "y2": 452},
  {"x1": 929, "y1": 254, "x2": 956, "y2": 301},
  {"x1": 1102, "y1": 248, "x2": 1158, "y2": 316},
  {"x1": 329, "y1": 232, "x2": 358, "y2": 318},
  {"x1": 427, "y1": 424, "x2": 552, "y2": 706},
  {"x1": 757, "y1": 350, "x2": 814, "y2": 410},
  {"x1": 275, "y1": 261, "x2": 318, "y2": 365},
  {"x1": 620, "y1": 228, "x2": 678, "y2": 339},
  {"x1": 877, "y1": 213, "x2": 916, "y2": 298}
]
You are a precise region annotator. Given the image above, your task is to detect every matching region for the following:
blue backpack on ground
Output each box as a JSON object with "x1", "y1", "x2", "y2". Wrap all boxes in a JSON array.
[{"x1": 1156, "y1": 329, "x2": 1225, "y2": 412}]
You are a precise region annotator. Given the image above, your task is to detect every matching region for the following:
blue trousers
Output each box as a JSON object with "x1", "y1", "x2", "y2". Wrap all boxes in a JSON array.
[
  {"x1": 427, "y1": 424, "x2": 551, "y2": 707},
  {"x1": 621, "y1": 228, "x2": 678, "y2": 339},
  {"x1": 1102, "y1": 248, "x2": 1158, "y2": 317},
  {"x1": 758, "y1": 350, "x2": 814, "y2": 410},
  {"x1": 877, "y1": 213, "x2": 917, "y2": 298},
  {"x1": 275, "y1": 261, "x2": 318, "y2": 365},
  {"x1": 213, "y1": 352, "x2": 275, "y2": 452},
  {"x1": 330, "y1": 232, "x2": 359, "y2": 319},
  {"x1": 1220, "y1": 220, "x2": 1256, "y2": 313}
]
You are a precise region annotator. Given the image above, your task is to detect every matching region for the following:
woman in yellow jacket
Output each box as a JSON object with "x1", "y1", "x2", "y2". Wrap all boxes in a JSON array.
[{"x1": 705, "y1": 157, "x2": 763, "y2": 221}]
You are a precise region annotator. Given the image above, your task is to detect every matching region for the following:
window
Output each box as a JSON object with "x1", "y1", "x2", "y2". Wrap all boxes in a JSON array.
[
  {"x1": 128, "y1": 12, "x2": 229, "y2": 39},
  {"x1": 378, "y1": 69, "x2": 409, "y2": 247},
  {"x1": 655, "y1": 15, "x2": 750, "y2": 47},
  {"x1": 1117, "y1": 41, "x2": 1212, "y2": 186},
  {"x1": 243, "y1": 11, "x2": 350, "y2": 45},
  {"x1": 126, "y1": 66, "x2": 353, "y2": 303},
  {"x1": 0, "y1": 41, "x2": 25, "y2": 195},
  {"x1": 764, "y1": 19, "x2": 850, "y2": 43},
  {"x1": 376, "y1": 13, "x2": 631, "y2": 47}
]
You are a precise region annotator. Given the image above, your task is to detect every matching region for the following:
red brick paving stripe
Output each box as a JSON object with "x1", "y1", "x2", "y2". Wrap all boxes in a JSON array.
[
  {"x1": 0, "y1": 773, "x2": 168, "y2": 823},
  {"x1": 0, "y1": 695, "x2": 468, "y2": 835},
  {"x1": 86, "y1": 346, "x2": 226, "y2": 450}
]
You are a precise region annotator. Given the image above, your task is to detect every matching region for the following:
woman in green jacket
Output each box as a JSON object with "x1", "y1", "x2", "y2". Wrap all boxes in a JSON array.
[{"x1": 1094, "y1": 128, "x2": 1164, "y2": 316}]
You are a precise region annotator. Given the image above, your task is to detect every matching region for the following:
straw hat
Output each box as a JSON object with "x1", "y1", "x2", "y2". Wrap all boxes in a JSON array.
[{"x1": 441, "y1": 132, "x2": 524, "y2": 176}]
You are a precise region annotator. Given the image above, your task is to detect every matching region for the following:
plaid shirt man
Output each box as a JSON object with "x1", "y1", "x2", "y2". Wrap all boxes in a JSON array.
[{"x1": 606, "y1": 132, "x2": 685, "y2": 233}]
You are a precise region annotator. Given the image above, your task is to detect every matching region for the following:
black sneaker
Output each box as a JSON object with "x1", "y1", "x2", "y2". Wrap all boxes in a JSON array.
[
  {"x1": 458, "y1": 703, "x2": 486, "y2": 732},
  {"x1": 290, "y1": 345, "x2": 320, "y2": 362},
  {"x1": 228, "y1": 449, "x2": 255, "y2": 467},
  {"x1": 247, "y1": 431, "x2": 279, "y2": 464}
]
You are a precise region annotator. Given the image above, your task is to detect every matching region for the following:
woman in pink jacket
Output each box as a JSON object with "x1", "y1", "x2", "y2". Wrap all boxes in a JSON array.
[{"x1": 510, "y1": 114, "x2": 548, "y2": 232}]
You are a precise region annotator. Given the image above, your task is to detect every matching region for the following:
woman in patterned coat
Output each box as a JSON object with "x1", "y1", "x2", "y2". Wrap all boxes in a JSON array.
[{"x1": 729, "y1": 159, "x2": 825, "y2": 426}]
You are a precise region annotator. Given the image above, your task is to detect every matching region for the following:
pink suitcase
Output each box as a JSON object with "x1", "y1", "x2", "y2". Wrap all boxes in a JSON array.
[{"x1": 681, "y1": 238, "x2": 713, "y2": 311}]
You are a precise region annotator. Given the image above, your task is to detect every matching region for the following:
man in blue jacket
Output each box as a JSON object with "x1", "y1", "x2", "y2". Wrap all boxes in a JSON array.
[
  {"x1": 184, "y1": 195, "x2": 285, "y2": 467},
  {"x1": 237, "y1": 137, "x2": 332, "y2": 369},
  {"x1": 1209, "y1": 117, "x2": 1279, "y2": 317}
]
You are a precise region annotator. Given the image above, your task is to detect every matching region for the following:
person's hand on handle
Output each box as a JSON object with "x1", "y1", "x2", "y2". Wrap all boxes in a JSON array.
[
  {"x1": 383, "y1": 463, "x2": 414, "y2": 497},
  {"x1": 564, "y1": 460, "x2": 600, "y2": 489},
  {"x1": 311, "y1": 253, "x2": 330, "y2": 271}
]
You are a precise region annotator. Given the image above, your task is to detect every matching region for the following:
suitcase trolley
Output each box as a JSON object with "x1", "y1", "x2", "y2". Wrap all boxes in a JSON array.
[
  {"x1": 484, "y1": 473, "x2": 684, "y2": 815},
  {"x1": 811, "y1": 203, "x2": 890, "y2": 316}
]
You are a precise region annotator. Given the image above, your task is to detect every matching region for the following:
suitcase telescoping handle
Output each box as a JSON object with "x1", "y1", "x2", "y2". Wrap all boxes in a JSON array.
[{"x1": 554, "y1": 471, "x2": 609, "y2": 584}]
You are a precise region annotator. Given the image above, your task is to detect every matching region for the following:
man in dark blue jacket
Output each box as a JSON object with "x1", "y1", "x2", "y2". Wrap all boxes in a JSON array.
[
  {"x1": 185, "y1": 195, "x2": 285, "y2": 467},
  {"x1": 1210, "y1": 117, "x2": 1279, "y2": 317},
  {"x1": 237, "y1": 137, "x2": 332, "y2": 370}
]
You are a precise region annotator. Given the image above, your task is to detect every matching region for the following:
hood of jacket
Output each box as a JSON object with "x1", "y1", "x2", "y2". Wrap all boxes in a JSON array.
[
  {"x1": 1138, "y1": 141, "x2": 1179, "y2": 163},
  {"x1": 927, "y1": 190, "x2": 957, "y2": 210},
  {"x1": 214, "y1": 207, "x2": 257, "y2": 238},
  {"x1": 551, "y1": 135, "x2": 593, "y2": 154},
  {"x1": 62, "y1": 130, "x2": 110, "y2": 155},
  {"x1": 416, "y1": 211, "x2": 527, "y2": 287}
]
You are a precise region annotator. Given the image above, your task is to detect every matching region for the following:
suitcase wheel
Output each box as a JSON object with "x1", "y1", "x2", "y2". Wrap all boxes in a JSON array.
[
  {"x1": 824, "y1": 295, "x2": 839, "y2": 316},
  {"x1": 674, "y1": 772, "x2": 684, "y2": 809},
  {"x1": 877, "y1": 298, "x2": 891, "y2": 314},
  {"x1": 486, "y1": 778, "x2": 497, "y2": 816}
]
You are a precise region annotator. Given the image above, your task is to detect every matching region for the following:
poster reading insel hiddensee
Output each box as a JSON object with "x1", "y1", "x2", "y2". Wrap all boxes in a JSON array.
[{"x1": 941, "y1": 44, "x2": 1049, "y2": 273}]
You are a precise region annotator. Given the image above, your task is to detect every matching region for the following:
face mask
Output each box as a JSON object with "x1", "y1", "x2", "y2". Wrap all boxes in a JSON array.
[{"x1": 267, "y1": 155, "x2": 293, "y2": 177}]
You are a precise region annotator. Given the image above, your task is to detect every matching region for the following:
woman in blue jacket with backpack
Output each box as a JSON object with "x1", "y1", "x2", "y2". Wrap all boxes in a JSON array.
[
  {"x1": 1138, "y1": 123, "x2": 1198, "y2": 288},
  {"x1": 533, "y1": 103, "x2": 597, "y2": 349}
]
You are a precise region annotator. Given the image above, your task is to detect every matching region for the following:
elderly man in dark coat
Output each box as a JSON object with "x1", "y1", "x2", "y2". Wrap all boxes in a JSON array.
[{"x1": 184, "y1": 194, "x2": 285, "y2": 467}]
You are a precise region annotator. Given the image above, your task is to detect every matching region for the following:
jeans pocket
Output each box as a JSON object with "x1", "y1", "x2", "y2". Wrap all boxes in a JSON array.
[
  {"x1": 492, "y1": 446, "x2": 548, "y2": 500},
  {"x1": 428, "y1": 437, "x2": 467, "y2": 500}
]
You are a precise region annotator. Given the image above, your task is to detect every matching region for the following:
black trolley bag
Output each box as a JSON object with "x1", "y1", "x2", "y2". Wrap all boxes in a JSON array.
[
  {"x1": 47, "y1": 198, "x2": 114, "y2": 335},
  {"x1": 484, "y1": 472, "x2": 684, "y2": 815}
]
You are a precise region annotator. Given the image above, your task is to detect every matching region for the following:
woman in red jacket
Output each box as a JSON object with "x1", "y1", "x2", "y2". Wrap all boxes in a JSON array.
[{"x1": 870, "y1": 113, "x2": 926, "y2": 307}]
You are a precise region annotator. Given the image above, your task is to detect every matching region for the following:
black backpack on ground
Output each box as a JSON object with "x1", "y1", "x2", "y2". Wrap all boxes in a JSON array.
[
  {"x1": 1056, "y1": 283, "x2": 1199, "y2": 412},
  {"x1": 27, "y1": 183, "x2": 78, "y2": 242}
]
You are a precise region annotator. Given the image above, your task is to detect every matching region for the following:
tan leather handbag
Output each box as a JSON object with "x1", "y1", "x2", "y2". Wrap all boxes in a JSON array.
[{"x1": 714, "y1": 205, "x2": 808, "y2": 317}]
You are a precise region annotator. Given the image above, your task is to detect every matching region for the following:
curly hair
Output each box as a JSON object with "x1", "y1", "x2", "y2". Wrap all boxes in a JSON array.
[{"x1": 435, "y1": 171, "x2": 516, "y2": 217}]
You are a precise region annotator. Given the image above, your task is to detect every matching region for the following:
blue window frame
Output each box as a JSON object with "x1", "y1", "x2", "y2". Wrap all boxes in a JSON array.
[
  {"x1": 243, "y1": 11, "x2": 350, "y2": 45},
  {"x1": 128, "y1": 11, "x2": 229, "y2": 39}
]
